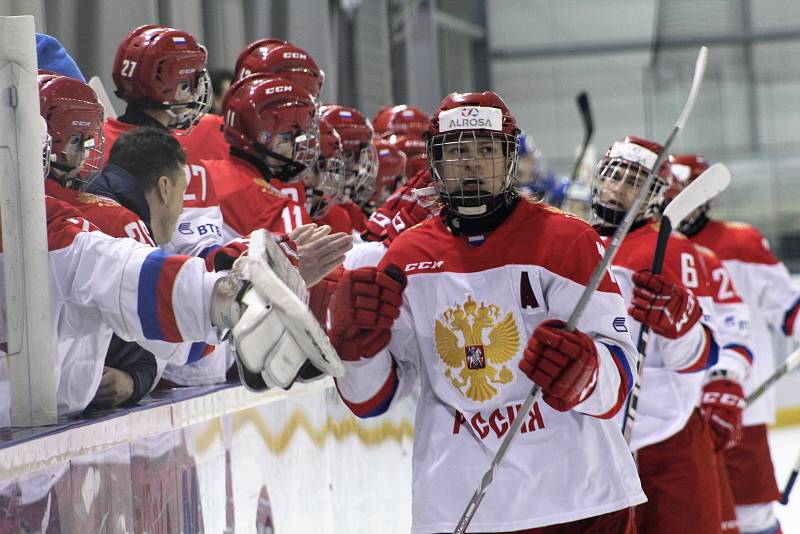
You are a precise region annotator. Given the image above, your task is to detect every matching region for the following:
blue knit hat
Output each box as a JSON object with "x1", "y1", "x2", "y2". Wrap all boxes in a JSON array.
[{"x1": 36, "y1": 33, "x2": 85, "y2": 82}]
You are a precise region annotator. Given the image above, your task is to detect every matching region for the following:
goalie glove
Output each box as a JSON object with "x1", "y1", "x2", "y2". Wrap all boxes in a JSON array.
[{"x1": 211, "y1": 229, "x2": 344, "y2": 391}]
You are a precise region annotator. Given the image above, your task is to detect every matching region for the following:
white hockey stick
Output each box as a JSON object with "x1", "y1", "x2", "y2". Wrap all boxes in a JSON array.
[
  {"x1": 88, "y1": 76, "x2": 118, "y2": 119},
  {"x1": 453, "y1": 46, "x2": 709, "y2": 534},
  {"x1": 621, "y1": 163, "x2": 730, "y2": 444},
  {"x1": 746, "y1": 347, "x2": 800, "y2": 407}
]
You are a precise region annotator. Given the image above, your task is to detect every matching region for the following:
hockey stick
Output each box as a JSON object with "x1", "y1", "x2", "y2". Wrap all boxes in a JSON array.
[
  {"x1": 621, "y1": 162, "x2": 730, "y2": 445},
  {"x1": 570, "y1": 91, "x2": 594, "y2": 183},
  {"x1": 452, "y1": 46, "x2": 709, "y2": 534},
  {"x1": 780, "y1": 447, "x2": 800, "y2": 504},
  {"x1": 88, "y1": 76, "x2": 118, "y2": 119},
  {"x1": 745, "y1": 347, "x2": 800, "y2": 407}
]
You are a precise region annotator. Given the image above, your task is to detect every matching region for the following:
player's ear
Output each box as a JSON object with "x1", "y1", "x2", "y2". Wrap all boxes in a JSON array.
[{"x1": 157, "y1": 175, "x2": 170, "y2": 203}]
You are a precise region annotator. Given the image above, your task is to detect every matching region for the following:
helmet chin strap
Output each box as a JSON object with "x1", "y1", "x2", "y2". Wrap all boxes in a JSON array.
[
  {"x1": 592, "y1": 202, "x2": 628, "y2": 226},
  {"x1": 254, "y1": 143, "x2": 308, "y2": 182}
]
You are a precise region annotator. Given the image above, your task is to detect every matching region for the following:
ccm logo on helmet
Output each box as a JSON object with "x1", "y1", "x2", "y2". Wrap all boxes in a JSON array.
[
  {"x1": 265, "y1": 85, "x2": 292, "y2": 95},
  {"x1": 283, "y1": 52, "x2": 307, "y2": 60},
  {"x1": 404, "y1": 260, "x2": 444, "y2": 272}
]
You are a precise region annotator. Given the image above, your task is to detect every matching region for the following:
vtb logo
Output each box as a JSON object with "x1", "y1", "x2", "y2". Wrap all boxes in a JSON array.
[{"x1": 460, "y1": 107, "x2": 479, "y2": 117}]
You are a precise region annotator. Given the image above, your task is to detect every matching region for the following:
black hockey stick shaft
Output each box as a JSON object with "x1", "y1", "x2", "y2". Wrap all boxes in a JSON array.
[
  {"x1": 570, "y1": 91, "x2": 594, "y2": 183},
  {"x1": 453, "y1": 46, "x2": 708, "y2": 534},
  {"x1": 745, "y1": 348, "x2": 800, "y2": 407},
  {"x1": 622, "y1": 219, "x2": 671, "y2": 444},
  {"x1": 781, "y1": 448, "x2": 800, "y2": 504}
]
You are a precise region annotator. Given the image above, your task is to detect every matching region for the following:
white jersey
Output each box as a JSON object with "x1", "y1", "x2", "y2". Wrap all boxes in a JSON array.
[
  {"x1": 688, "y1": 219, "x2": 800, "y2": 425},
  {"x1": 605, "y1": 223, "x2": 720, "y2": 452},
  {"x1": 0, "y1": 198, "x2": 226, "y2": 420},
  {"x1": 337, "y1": 201, "x2": 644, "y2": 533},
  {"x1": 344, "y1": 240, "x2": 387, "y2": 270}
]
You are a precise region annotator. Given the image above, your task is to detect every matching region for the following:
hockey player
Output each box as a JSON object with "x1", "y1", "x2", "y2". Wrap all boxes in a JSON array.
[
  {"x1": 206, "y1": 74, "x2": 351, "y2": 287},
  {"x1": 670, "y1": 153, "x2": 795, "y2": 534},
  {"x1": 181, "y1": 38, "x2": 325, "y2": 187},
  {"x1": 592, "y1": 135, "x2": 727, "y2": 533},
  {"x1": 319, "y1": 105, "x2": 378, "y2": 236},
  {"x1": 38, "y1": 71, "x2": 159, "y2": 411},
  {"x1": 333, "y1": 91, "x2": 645, "y2": 532},
  {"x1": 371, "y1": 139, "x2": 407, "y2": 207},
  {"x1": 301, "y1": 117, "x2": 352, "y2": 235},
  {"x1": 372, "y1": 104, "x2": 429, "y2": 178}
]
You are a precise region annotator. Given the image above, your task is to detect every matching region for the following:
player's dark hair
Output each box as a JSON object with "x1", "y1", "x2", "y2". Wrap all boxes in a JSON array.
[
  {"x1": 108, "y1": 127, "x2": 185, "y2": 192},
  {"x1": 209, "y1": 69, "x2": 234, "y2": 94}
]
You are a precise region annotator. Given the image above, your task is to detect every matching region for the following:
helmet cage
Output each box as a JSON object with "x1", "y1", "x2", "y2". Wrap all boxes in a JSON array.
[
  {"x1": 591, "y1": 156, "x2": 669, "y2": 226},
  {"x1": 169, "y1": 66, "x2": 212, "y2": 133},
  {"x1": 427, "y1": 130, "x2": 519, "y2": 217}
]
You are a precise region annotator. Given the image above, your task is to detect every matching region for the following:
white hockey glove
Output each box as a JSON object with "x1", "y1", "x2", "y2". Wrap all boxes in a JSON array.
[{"x1": 210, "y1": 229, "x2": 344, "y2": 391}]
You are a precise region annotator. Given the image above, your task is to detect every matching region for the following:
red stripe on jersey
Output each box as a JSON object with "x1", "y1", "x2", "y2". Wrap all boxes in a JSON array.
[
  {"x1": 678, "y1": 325, "x2": 717, "y2": 373},
  {"x1": 335, "y1": 363, "x2": 399, "y2": 418},
  {"x1": 155, "y1": 255, "x2": 190, "y2": 342},
  {"x1": 379, "y1": 200, "x2": 620, "y2": 293},
  {"x1": 597, "y1": 345, "x2": 632, "y2": 420}
]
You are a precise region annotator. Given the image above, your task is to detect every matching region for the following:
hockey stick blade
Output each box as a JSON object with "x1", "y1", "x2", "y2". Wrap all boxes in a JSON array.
[
  {"x1": 88, "y1": 76, "x2": 118, "y2": 119},
  {"x1": 781, "y1": 448, "x2": 800, "y2": 505},
  {"x1": 662, "y1": 163, "x2": 730, "y2": 228},
  {"x1": 746, "y1": 347, "x2": 800, "y2": 407},
  {"x1": 453, "y1": 45, "x2": 709, "y2": 534},
  {"x1": 570, "y1": 91, "x2": 594, "y2": 183}
]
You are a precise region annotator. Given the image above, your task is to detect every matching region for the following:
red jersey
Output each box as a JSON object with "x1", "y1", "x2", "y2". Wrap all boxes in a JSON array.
[
  {"x1": 269, "y1": 179, "x2": 307, "y2": 206},
  {"x1": 204, "y1": 155, "x2": 312, "y2": 240},
  {"x1": 343, "y1": 202, "x2": 368, "y2": 234},
  {"x1": 44, "y1": 179, "x2": 154, "y2": 245},
  {"x1": 315, "y1": 203, "x2": 353, "y2": 235},
  {"x1": 176, "y1": 113, "x2": 228, "y2": 162}
]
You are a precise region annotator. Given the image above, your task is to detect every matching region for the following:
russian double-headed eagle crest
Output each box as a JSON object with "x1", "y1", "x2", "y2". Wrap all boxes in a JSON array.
[{"x1": 434, "y1": 294, "x2": 521, "y2": 402}]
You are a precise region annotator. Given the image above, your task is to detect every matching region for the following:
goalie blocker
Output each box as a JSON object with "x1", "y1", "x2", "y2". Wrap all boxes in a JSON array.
[{"x1": 216, "y1": 229, "x2": 345, "y2": 391}]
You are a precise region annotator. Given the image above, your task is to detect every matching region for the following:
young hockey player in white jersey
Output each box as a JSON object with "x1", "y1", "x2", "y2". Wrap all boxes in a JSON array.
[
  {"x1": 592, "y1": 136, "x2": 731, "y2": 534},
  {"x1": 671, "y1": 153, "x2": 795, "y2": 534},
  {"x1": 332, "y1": 91, "x2": 645, "y2": 533}
]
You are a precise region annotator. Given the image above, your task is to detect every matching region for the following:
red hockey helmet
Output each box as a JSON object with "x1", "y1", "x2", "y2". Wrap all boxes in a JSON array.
[
  {"x1": 222, "y1": 74, "x2": 319, "y2": 179},
  {"x1": 372, "y1": 139, "x2": 407, "y2": 203},
  {"x1": 427, "y1": 91, "x2": 520, "y2": 218},
  {"x1": 390, "y1": 134, "x2": 427, "y2": 177},
  {"x1": 112, "y1": 24, "x2": 211, "y2": 131},
  {"x1": 373, "y1": 105, "x2": 429, "y2": 138},
  {"x1": 235, "y1": 38, "x2": 324, "y2": 100},
  {"x1": 38, "y1": 71, "x2": 105, "y2": 187},
  {"x1": 311, "y1": 118, "x2": 346, "y2": 201},
  {"x1": 592, "y1": 135, "x2": 672, "y2": 226},
  {"x1": 320, "y1": 105, "x2": 378, "y2": 204}
]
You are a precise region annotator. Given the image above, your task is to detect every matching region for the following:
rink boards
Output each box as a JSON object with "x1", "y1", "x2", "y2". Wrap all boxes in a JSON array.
[{"x1": 0, "y1": 379, "x2": 414, "y2": 533}]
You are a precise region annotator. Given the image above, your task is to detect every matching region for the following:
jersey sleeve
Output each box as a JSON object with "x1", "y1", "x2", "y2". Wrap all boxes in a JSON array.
[
  {"x1": 49, "y1": 214, "x2": 225, "y2": 346},
  {"x1": 547, "y1": 228, "x2": 636, "y2": 419}
]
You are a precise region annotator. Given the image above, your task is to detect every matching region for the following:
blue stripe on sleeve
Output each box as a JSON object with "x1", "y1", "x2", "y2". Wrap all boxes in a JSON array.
[
  {"x1": 187, "y1": 342, "x2": 207, "y2": 364},
  {"x1": 137, "y1": 249, "x2": 168, "y2": 340},
  {"x1": 601, "y1": 342, "x2": 634, "y2": 394},
  {"x1": 198, "y1": 244, "x2": 220, "y2": 260}
]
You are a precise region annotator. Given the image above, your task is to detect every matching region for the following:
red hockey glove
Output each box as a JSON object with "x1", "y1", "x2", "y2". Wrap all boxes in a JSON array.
[
  {"x1": 204, "y1": 240, "x2": 249, "y2": 272},
  {"x1": 519, "y1": 319, "x2": 599, "y2": 412},
  {"x1": 384, "y1": 203, "x2": 432, "y2": 245},
  {"x1": 362, "y1": 208, "x2": 393, "y2": 242},
  {"x1": 701, "y1": 378, "x2": 745, "y2": 451},
  {"x1": 308, "y1": 266, "x2": 344, "y2": 326},
  {"x1": 629, "y1": 270, "x2": 702, "y2": 339},
  {"x1": 329, "y1": 264, "x2": 407, "y2": 361}
]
